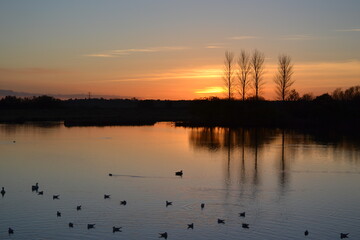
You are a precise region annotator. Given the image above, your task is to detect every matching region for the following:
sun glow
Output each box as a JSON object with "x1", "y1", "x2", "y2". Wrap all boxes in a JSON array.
[{"x1": 195, "y1": 86, "x2": 225, "y2": 94}]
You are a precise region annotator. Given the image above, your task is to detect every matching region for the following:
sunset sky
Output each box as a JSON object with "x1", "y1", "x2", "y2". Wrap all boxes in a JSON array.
[{"x1": 0, "y1": 0, "x2": 359, "y2": 100}]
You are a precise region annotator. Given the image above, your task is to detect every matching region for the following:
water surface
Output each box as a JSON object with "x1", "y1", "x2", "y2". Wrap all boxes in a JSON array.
[{"x1": 0, "y1": 123, "x2": 359, "y2": 239}]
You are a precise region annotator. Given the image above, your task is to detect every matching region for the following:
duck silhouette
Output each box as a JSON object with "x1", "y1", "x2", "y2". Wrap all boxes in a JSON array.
[
  {"x1": 120, "y1": 200, "x2": 127, "y2": 206},
  {"x1": 175, "y1": 170, "x2": 183, "y2": 177},
  {"x1": 340, "y1": 233, "x2": 349, "y2": 239},
  {"x1": 53, "y1": 195, "x2": 59, "y2": 200},
  {"x1": 104, "y1": 194, "x2": 110, "y2": 199},
  {"x1": 201, "y1": 203, "x2": 205, "y2": 210},
  {"x1": 304, "y1": 230, "x2": 309, "y2": 236},
  {"x1": 77, "y1": 205, "x2": 81, "y2": 211},
  {"x1": 217, "y1": 219, "x2": 225, "y2": 224},
  {"x1": 87, "y1": 224, "x2": 95, "y2": 229},
  {"x1": 166, "y1": 201, "x2": 172, "y2": 207},
  {"x1": 109, "y1": 173, "x2": 113, "y2": 176},
  {"x1": 239, "y1": 212, "x2": 246, "y2": 217},
  {"x1": 1, "y1": 187, "x2": 5, "y2": 196},
  {"x1": 69, "y1": 222, "x2": 74, "y2": 228},
  {"x1": 187, "y1": 223, "x2": 194, "y2": 229},
  {"x1": 8, "y1": 228, "x2": 14, "y2": 235},
  {"x1": 38, "y1": 191, "x2": 44, "y2": 195},
  {"x1": 57, "y1": 211, "x2": 61, "y2": 217},
  {"x1": 242, "y1": 223, "x2": 249, "y2": 229},
  {"x1": 113, "y1": 226, "x2": 122, "y2": 233},
  {"x1": 32, "y1": 183, "x2": 39, "y2": 192},
  {"x1": 159, "y1": 232, "x2": 168, "y2": 239}
]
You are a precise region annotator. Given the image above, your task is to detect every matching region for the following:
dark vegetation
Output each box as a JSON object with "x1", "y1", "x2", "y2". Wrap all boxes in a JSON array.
[{"x1": 0, "y1": 86, "x2": 359, "y2": 133}]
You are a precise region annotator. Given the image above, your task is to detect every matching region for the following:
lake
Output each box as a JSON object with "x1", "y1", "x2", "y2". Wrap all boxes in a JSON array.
[{"x1": 0, "y1": 122, "x2": 359, "y2": 239}]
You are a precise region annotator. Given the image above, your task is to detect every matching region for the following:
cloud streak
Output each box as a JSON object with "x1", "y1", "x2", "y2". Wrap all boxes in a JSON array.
[
  {"x1": 335, "y1": 28, "x2": 360, "y2": 32},
  {"x1": 229, "y1": 35, "x2": 259, "y2": 40},
  {"x1": 85, "y1": 46, "x2": 188, "y2": 58}
]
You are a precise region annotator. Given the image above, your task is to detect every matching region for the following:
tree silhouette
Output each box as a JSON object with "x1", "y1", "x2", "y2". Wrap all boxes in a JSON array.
[
  {"x1": 223, "y1": 51, "x2": 235, "y2": 100},
  {"x1": 237, "y1": 50, "x2": 251, "y2": 101},
  {"x1": 274, "y1": 54, "x2": 294, "y2": 101},
  {"x1": 250, "y1": 49, "x2": 265, "y2": 100}
]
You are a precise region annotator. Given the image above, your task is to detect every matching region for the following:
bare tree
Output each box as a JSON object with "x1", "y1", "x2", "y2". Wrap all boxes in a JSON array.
[
  {"x1": 250, "y1": 49, "x2": 265, "y2": 100},
  {"x1": 274, "y1": 54, "x2": 294, "y2": 101},
  {"x1": 237, "y1": 50, "x2": 251, "y2": 101},
  {"x1": 223, "y1": 51, "x2": 235, "y2": 100}
]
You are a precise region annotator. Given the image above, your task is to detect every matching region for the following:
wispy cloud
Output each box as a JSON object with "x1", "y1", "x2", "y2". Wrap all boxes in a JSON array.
[
  {"x1": 229, "y1": 35, "x2": 259, "y2": 40},
  {"x1": 335, "y1": 28, "x2": 360, "y2": 32},
  {"x1": 85, "y1": 46, "x2": 188, "y2": 58},
  {"x1": 205, "y1": 43, "x2": 224, "y2": 49},
  {"x1": 280, "y1": 34, "x2": 314, "y2": 40}
]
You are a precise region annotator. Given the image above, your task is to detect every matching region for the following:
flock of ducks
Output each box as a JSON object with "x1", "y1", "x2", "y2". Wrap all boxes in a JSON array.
[{"x1": 1, "y1": 171, "x2": 352, "y2": 239}]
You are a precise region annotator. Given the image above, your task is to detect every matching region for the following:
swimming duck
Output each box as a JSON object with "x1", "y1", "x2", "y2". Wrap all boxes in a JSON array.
[
  {"x1": 304, "y1": 230, "x2": 309, "y2": 236},
  {"x1": 175, "y1": 170, "x2": 183, "y2": 176},
  {"x1": 239, "y1": 212, "x2": 246, "y2": 217},
  {"x1": 104, "y1": 194, "x2": 110, "y2": 199},
  {"x1": 1, "y1": 187, "x2": 5, "y2": 196},
  {"x1": 201, "y1": 203, "x2": 205, "y2": 209},
  {"x1": 53, "y1": 195, "x2": 59, "y2": 200},
  {"x1": 57, "y1": 211, "x2": 61, "y2": 217},
  {"x1": 217, "y1": 219, "x2": 225, "y2": 224},
  {"x1": 8, "y1": 228, "x2": 14, "y2": 234},
  {"x1": 113, "y1": 226, "x2": 122, "y2": 233},
  {"x1": 77, "y1": 205, "x2": 81, "y2": 211},
  {"x1": 32, "y1": 183, "x2": 39, "y2": 192},
  {"x1": 38, "y1": 191, "x2": 44, "y2": 195},
  {"x1": 87, "y1": 224, "x2": 95, "y2": 229},
  {"x1": 69, "y1": 222, "x2": 74, "y2": 228},
  {"x1": 340, "y1": 233, "x2": 349, "y2": 239},
  {"x1": 242, "y1": 223, "x2": 249, "y2": 229},
  {"x1": 166, "y1": 201, "x2": 172, "y2": 207},
  {"x1": 159, "y1": 232, "x2": 168, "y2": 239},
  {"x1": 120, "y1": 200, "x2": 127, "y2": 205},
  {"x1": 187, "y1": 223, "x2": 194, "y2": 229}
]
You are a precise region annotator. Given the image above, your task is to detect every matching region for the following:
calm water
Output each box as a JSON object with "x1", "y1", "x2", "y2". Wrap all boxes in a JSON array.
[{"x1": 0, "y1": 122, "x2": 359, "y2": 240}]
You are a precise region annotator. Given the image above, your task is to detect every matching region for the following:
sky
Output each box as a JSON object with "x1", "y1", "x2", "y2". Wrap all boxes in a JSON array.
[{"x1": 0, "y1": 0, "x2": 359, "y2": 100}]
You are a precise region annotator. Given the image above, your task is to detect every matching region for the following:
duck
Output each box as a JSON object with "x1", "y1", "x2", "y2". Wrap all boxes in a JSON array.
[
  {"x1": 187, "y1": 223, "x2": 194, "y2": 229},
  {"x1": 201, "y1": 203, "x2": 205, "y2": 210},
  {"x1": 8, "y1": 228, "x2": 14, "y2": 235},
  {"x1": 175, "y1": 170, "x2": 183, "y2": 176},
  {"x1": 113, "y1": 226, "x2": 122, "y2": 233},
  {"x1": 77, "y1": 205, "x2": 81, "y2": 211},
  {"x1": 239, "y1": 212, "x2": 246, "y2": 217},
  {"x1": 120, "y1": 200, "x2": 127, "y2": 206},
  {"x1": 166, "y1": 201, "x2": 172, "y2": 207},
  {"x1": 159, "y1": 232, "x2": 168, "y2": 239},
  {"x1": 38, "y1": 191, "x2": 44, "y2": 195},
  {"x1": 1, "y1": 187, "x2": 5, "y2": 196},
  {"x1": 242, "y1": 223, "x2": 249, "y2": 229},
  {"x1": 304, "y1": 230, "x2": 309, "y2": 236},
  {"x1": 32, "y1": 183, "x2": 39, "y2": 192},
  {"x1": 69, "y1": 222, "x2": 74, "y2": 228},
  {"x1": 87, "y1": 224, "x2": 95, "y2": 229},
  {"x1": 109, "y1": 173, "x2": 113, "y2": 176},
  {"x1": 340, "y1": 233, "x2": 349, "y2": 239},
  {"x1": 53, "y1": 195, "x2": 60, "y2": 200},
  {"x1": 57, "y1": 211, "x2": 61, "y2": 217},
  {"x1": 104, "y1": 194, "x2": 110, "y2": 199},
  {"x1": 217, "y1": 219, "x2": 225, "y2": 224}
]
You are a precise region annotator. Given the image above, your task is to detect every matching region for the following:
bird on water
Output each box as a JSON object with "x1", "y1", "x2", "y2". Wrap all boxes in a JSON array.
[
  {"x1": 104, "y1": 194, "x2": 110, "y2": 199},
  {"x1": 340, "y1": 233, "x2": 349, "y2": 239},
  {"x1": 187, "y1": 223, "x2": 194, "y2": 229},
  {"x1": 304, "y1": 230, "x2": 309, "y2": 236},
  {"x1": 239, "y1": 212, "x2": 246, "y2": 217},
  {"x1": 53, "y1": 195, "x2": 59, "y2": 200},
  {"x1": 217, "y1": 219, "x2": 225, "y2": 224},
  {"x1": 87, "y1": 224, "x2": 95, "y2": 229},
  {"x1": 175, "y1": 170, "x2": 183, "y2": 176},
  {"x1": 159, "y1": 232, "x2": 168, "y2": 239},
  {"x1": 113, "y1": 226, "x2": 122, "y2": 233},
  {"x1": 1, "y1": 187, "x2": 5, "y2": 196},
  {"x1": 120, "y1": 200, "x2": 127, "y2": 205},
  {"x1": 242, "y1": 223, "x2": 249, "y2": 229},
  {"x1": 38, "y1": 191, "x2": 44, "y2": 195},
  {"x1": 32, "y1": 183, "x2": 39, "y2": 192},
  {"x1": 201, "y1": 203, "x2": 205, "y2": 210},
  {"x1": 57, "y1": 211, "x2": 61, "y2": 217},
  {"x1": 166, "y1": 201, "x2": 172, "y2": 207},
  {"x1": 77, "y1": 205, "x2": 81, "y2": 211},
  {"x1": 69, "y1": 222, "x2": 74, "y2": 228},
  {"x1": 8, "y1": 228, "x2": 14, "y2": 235}
]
